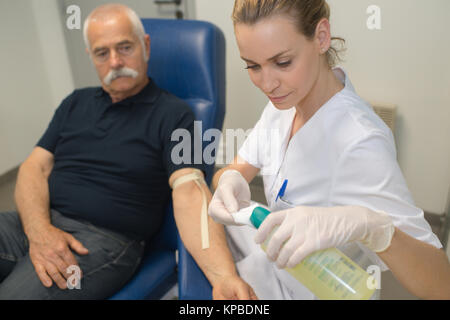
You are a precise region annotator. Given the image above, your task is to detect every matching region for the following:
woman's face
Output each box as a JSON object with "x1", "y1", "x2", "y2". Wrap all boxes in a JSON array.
[{"x1": 235, "y1": 14, "x2": 324, "y2": 110}]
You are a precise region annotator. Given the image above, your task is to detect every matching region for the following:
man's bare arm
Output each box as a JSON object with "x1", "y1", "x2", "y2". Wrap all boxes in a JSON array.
[
  {"x1": 15, "y1": 147, "x2": 88, "y2": 289},
  {"x1": 170, "y1": 168, "x2": 257, "y2": 299},
  {"x1": 15, "y1": 147, "x2": 54, "y2": 236}
]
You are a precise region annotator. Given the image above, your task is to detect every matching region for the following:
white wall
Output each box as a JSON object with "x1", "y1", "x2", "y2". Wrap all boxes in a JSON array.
[
  {"x1": 31, "y1": 0, "x2": 76, "y2": 116},
  {"x1": 0, "y1": 0, "x2": 74, "y2": 174},
  {"x1": 329, "y1": 0, "x2": 450, "y2": 215},
  {"x1": 196, "y1": 0, "x2": 267, "y2": 131},
  {"x1": 195, "y1": 0, "x2": 450, "y2": 215},
  {"x1": 0, "y1": 0, "x2": 448, "y2": 215}
]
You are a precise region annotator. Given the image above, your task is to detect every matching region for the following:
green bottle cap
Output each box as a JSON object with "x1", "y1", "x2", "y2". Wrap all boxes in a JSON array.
[{"x1": 250, "y1": 206, "x2": 271, "y2": 229}]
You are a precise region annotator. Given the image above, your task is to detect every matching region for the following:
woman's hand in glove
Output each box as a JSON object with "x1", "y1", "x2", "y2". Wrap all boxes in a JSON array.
[
  {"x1": 254, "y1": 205, "x2": 395, "y2": 269},
  {"x1": 208, "y1": 170, "x2": 251, "y2": 225}
]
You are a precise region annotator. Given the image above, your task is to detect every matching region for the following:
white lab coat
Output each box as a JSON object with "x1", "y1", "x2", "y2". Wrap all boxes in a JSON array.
[{"x1": 226, "y1": 67, "x2": 443, "y2": 300}]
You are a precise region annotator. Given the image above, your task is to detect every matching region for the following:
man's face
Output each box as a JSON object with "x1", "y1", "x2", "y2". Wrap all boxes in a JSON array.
[{"x1": 86, "y1": 13, "x2": 150, "y2": 97}]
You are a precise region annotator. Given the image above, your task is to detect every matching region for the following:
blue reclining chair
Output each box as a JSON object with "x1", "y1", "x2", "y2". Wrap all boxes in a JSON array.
[{"x1": 109, "y1": 18, "x2": 226, "y2": 300}]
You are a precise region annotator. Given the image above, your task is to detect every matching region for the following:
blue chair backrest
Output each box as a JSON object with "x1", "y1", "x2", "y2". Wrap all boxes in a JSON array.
[
  {"x1": 143, "y1": 18, "x2": 225, "y2": 181},
  {"x1": 141, "y1": 18, "x2": 226, "y2": 252}
]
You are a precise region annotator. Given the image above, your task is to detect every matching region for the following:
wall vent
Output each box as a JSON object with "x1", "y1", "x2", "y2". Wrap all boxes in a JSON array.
[{"x1": 372, "y1": 104, "x2": 397, "y2": 134}]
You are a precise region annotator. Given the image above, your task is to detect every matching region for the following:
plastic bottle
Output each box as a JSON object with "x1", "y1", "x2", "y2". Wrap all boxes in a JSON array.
[{"x1": 234, "y1": 204, "x2": 376, "y2": 300}]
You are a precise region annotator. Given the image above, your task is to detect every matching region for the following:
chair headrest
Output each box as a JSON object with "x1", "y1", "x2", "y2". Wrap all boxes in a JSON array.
[{"x1": 142, "y1": 19, "x2": 226, "y2": 128}]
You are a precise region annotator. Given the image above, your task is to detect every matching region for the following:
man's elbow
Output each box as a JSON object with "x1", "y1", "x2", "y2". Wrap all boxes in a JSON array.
[
  {"x1": 17, "y1": 160, "x2": 42, "y2": 181},
  {"x1": 172, "y1": 181, "x2": 205, "y2": 209}
]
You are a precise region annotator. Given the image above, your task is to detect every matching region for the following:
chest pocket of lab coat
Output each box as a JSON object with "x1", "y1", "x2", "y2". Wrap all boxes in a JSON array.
[{"x1": 271, "y1": 196, "x2": 295, "y2": 212}]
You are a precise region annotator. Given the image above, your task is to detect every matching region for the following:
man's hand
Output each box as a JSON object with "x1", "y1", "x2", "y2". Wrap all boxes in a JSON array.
[
  {"x1": 28, "y1": 225, "x2": 89, "y2": 289},
  {"x1": 212, "y1": 275, "x2": 258, "y2": 300}
]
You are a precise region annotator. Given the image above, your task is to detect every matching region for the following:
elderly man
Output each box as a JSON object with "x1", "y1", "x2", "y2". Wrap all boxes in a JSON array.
[{"x1": 0, "y1": 4, "x2": 256, "y2": 300}]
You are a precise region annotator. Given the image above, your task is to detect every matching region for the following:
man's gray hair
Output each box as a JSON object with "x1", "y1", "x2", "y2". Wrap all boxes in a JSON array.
[{"x1": 83, "y1": 4, "x2": 147, "y2": 59}]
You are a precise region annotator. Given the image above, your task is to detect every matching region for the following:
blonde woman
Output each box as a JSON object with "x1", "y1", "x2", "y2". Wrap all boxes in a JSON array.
[{"x1": 208, "y1": 0, "x2": 450, "y2": 299}]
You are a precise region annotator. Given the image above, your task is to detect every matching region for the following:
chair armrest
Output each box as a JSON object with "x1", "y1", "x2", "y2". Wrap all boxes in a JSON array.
[
  {"x1": 109, "y1": 250, "x2": 177, "y2": 300},
  {"x1": 177, "y1": 235, "x2": 212, "y2": 300}
]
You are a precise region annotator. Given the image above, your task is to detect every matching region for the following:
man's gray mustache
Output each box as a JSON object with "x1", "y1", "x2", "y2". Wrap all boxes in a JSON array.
[{"x1": 103, "y1": 68, "x2": 139, "y2": 85}]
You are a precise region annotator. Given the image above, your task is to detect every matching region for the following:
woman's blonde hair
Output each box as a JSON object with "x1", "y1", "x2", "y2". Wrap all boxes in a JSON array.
[{"x1": 232, "y1": 0, "x2": 345, "y2": 68}]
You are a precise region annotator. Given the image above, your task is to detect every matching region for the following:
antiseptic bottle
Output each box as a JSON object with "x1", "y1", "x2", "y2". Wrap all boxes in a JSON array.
[{"x1": 236, "y1": 205, "x2": 376, "y2": 300}]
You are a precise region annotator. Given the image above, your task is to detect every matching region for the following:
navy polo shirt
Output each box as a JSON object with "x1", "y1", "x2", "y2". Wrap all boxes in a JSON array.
[{"x1": 37, "y1": 78, "x2": 203, "y2": 240}]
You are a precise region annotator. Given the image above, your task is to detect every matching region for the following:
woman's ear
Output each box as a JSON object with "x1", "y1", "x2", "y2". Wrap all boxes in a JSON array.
[{"x1": 315, "y1": 18, "x2": 331, "y2": 53}]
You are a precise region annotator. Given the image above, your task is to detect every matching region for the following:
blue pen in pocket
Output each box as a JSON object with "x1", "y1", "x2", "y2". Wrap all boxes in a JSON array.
[{"x1": 275, "y1": 179, "x2": 288, "y2": 202}]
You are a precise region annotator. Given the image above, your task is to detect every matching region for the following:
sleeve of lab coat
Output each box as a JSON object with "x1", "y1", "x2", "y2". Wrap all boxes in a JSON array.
[{"x1": 330, "y1": 131, "x2": 443, "y2": 269}]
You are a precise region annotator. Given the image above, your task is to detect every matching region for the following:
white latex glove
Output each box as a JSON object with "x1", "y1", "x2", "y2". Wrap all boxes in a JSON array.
[
  {"x1": 208, "y1": 170, "x2": 251, "y2": 225},
  {"x1": 254, "y1": 205, "x2": 395, "y2": 269}
]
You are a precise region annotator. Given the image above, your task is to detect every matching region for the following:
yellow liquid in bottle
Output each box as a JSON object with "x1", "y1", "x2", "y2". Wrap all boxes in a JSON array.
[
  {"x1": 261, "y1": 234, "x2": 375, "y2": 300},
  {"x1": 251, "y1": 206, "x2": 376, "y2": 300}
]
